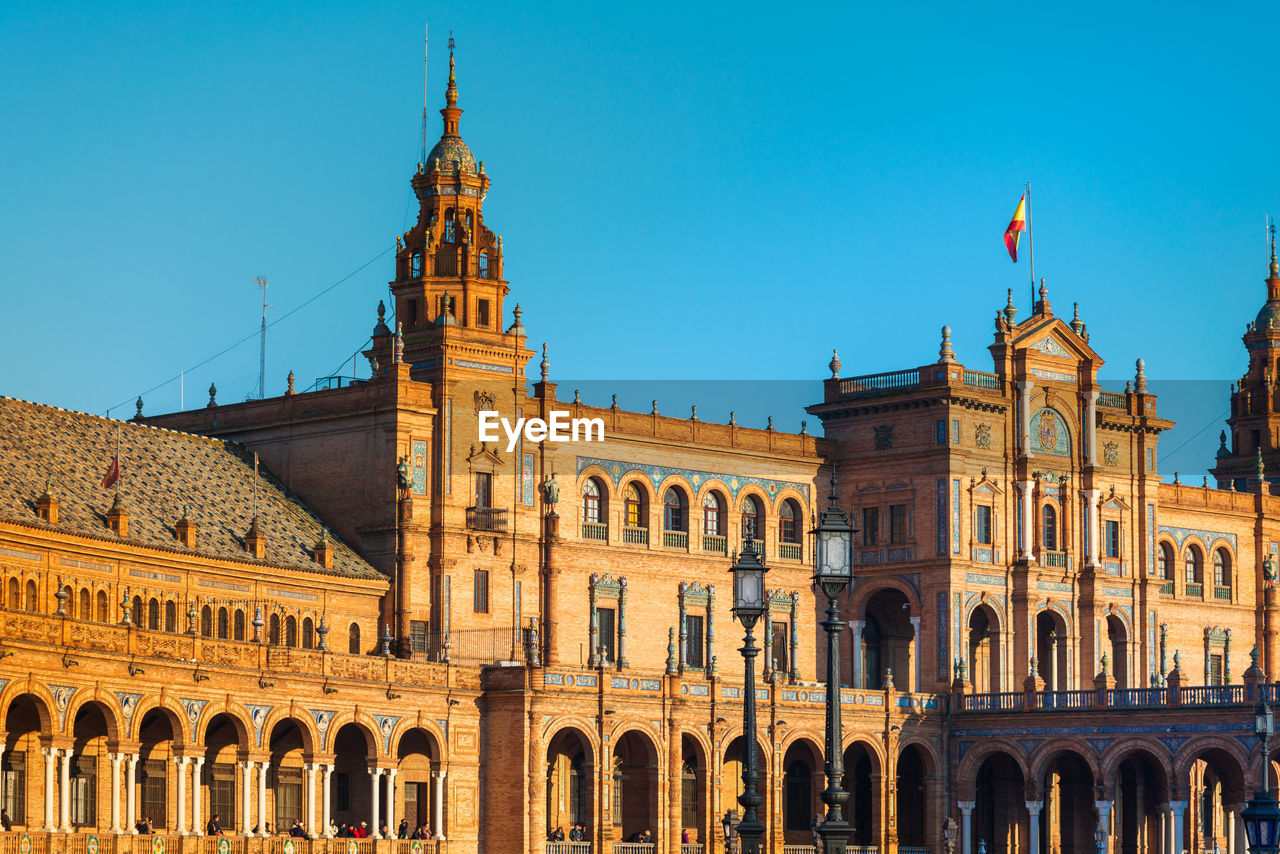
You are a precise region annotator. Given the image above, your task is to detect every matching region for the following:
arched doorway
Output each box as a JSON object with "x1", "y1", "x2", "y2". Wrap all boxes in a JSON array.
[
  {"x1": 1114, "y1": 750, "x2": 1168, "y2": 854},
  {"x1": 722, "y1": 736, "x2": 771, "y2": 837},
  {"x1": 680, "y1": 735, "x2": 707, "y2": 845},
  {"x1": 546, "y1": 728, "x2": 593, "y2": 839},
  {"x1": 138, "y1": 709, "x2": 179, "y2": 831},
  {"x1": 896, "y1": 745, "x2": 928, "y2": 847},
  {"x1": 202, "y1": 713, "x2": 245, "y2": 834},
  {"x1": 3, "y1": 694, "x2": 55, "y2": 830},
  {"x1": 1107, "y1": 615, "x2": 1129, "y2": 689},
  {"x1": 396, "y1": 727, "x2": 442, "y2": 838},
  {"x1": 968, "y1": 605, "x2": 1001, "y2": 693},
  {"x1": 332, "y1": 723, "x2": 377, "y2": 834},
  {"x1": 782, "y1": 740, "x2": 821, "y2": 843},
  {"x1": 70, "y1": 703, "x2": 113, "y2": 829},
  {"x1": 1041, "y1": 751, "x2": 1093, "y2": 854},
  {"x1": 1186, "y1": 748, "x2": 1247, "y2": 854},
  {"x1": 268, "y1": 720, "x2": 308, "y2": 833},
  {"x1": 974, "y1": 751, "x2": 1027, "y2": 854},
  {"x1": 1036, "y1": 610, "x2": 1070, "y2": 692},
  {"x1": 841, "y1": 741, "x2": 878, "y2": 846},
  {"x1": 612, "y1": 731, "x2": 660, "y2": 842},
  {"x1": 863, "y1": 589, "x2": 914, "y2": 690}
]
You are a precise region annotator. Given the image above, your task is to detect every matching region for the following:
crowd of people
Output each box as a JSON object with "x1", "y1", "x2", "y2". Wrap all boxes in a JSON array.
[{"x1": 546, "y1": 826, "x2": 657, "y2": 844}]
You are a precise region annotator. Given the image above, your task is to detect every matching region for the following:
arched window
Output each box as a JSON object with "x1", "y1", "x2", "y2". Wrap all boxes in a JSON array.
[
  {"x1": 478, "y1": 253, "x2": 489, "y2": 278},
  {"x1": 1158, "y1": 542, "x2": 1173, "y2": 580},
  {"x1": 269, "y1": 614, "x2": 281, "y2": 646},
  {"x1": 702, "y1": 492, "x2": 724, "y2": 537},
  {"x1": 445, "y1": 209, "x2": 456, "y2": 243},
  {"x1": 164, "y1": 600, "x2": 176, "y2": 632},
  {"x1": 234, "y1": 609, "x2": 246, "y2": 641},
  {"x1": 582, "y1": 479, "x2": 603, "y2": 524},
  {"x1": 780, "y1": 500, "x2": 801, "y2": 544},
  {"x1": 664, "y1": 488, "x2": 686, "y2": 532},
  {"x1": 148, "y1": 598, "x2": 160, "y2": 630},
  {"x1": 7, "y1": 577, "x2": 19, "y2": 609},
  {"x1": 741, "y1": 495, "x2": 762, "y2": 543},
  {"x1": 96, "y1": 590, "x2": 108, "y2": 622},
  {"x1": 217, "y1": 607, "x2": 229, "y2": 639},
  {"x1": 25, "y1": 579, "x2": 37, "y2": 612},
  {"x1": 79, "y1": 588, "x2": 90, "y2": 620},
  {"x1": 623, "y1": 482, "x2": 645, "y2": 529},
  {"x1": 1041, "y1": 505, "x2": 1057, "y2": 551},
  {"x1": 1185, "y1": 546, "x2": 1204, "y2": 585},
  {"x1": 303, "y1": 617, "x2": 314, "y2": 649},
  {"x1": 62, "y1": 585, "x2": 73, "y2": 617},
  {"x1": 1214, "y1": 548, "x2": 1231, "y2": 589},
  {"x1": 285, "y1": 615, "x2": 298, "y2": 647},
  {"x1": 201, "y1": 605, "x2": 213, "y2": 637},
  {"x1": 411, "y1": 252, "x2": 422, "y2": 277},
  {"x1": 132, "y1": 595, "x2": 143, "y2": 623},
  {"x1": 348, "y1": 622, "x2": 361, "y2": 655}
]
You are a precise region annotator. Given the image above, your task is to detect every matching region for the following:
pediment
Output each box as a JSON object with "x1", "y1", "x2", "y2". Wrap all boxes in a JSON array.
[{"x1": 1010, "y1": 316, "x2": 1103, "y2": 365}]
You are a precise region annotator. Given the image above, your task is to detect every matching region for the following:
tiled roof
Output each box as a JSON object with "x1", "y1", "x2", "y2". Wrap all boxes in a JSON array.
[{"x1": 0, "y1": 396, "x2": 385, "y2": 581}]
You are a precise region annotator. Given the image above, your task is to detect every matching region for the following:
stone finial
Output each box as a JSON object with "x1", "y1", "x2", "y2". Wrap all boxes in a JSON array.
[
  {"x1": 175, "y1": 505, "x2": 197, "y2": 548},
  {"x1": 207, "y1": 383, "x2": 217, "y2": 409},
  {"x1": 651, "y1": 400, "x2": 658, "y2": 415},
  {"x1": 573, "y1": 389, "x2": 581, "y2": 404},
  {"x1": 938, "y1": 325, "x2": 956, "y2": 363},
  {"x1": 729, "y1": 411, "x2": 737, "y2": 426},
  {"x1": 1003, "y1": 288, "x2": 1018, "y2": 325},
  {"x1": 829, "y1": 349, "x2": 841, "y2": 379},
  {"x1": 1070, "y1": 302, "x2": 1084, "y2": 335},
  {"x1": 540, "y1": 344, "x2": 549, "y2": 383},
  {"x1": 36, "y1": 482, "x2": 58, "y2": 524},
  {"x1": 767, "y1": 416, "x2": 774, "y2": 430},
  {"x1": 1037, "y1": 278, "x2": 1050, "y2": 314},
  {"x1": 611, "y1": 394, "x2": 618, "y2": 409},
  {"x1": 186, "y1": 598, "x2": 198, "y2": 634},
  {"x1": 1100, "y1": 652, "x2": 1110, "y2": 676},
  {"x1": 374, "y1": 300, "x2": 390, "y2": 336},
  {"x1": 54, "y1": 580, "x2": 69, "y2": 617},
  {"x1": 380, "y1": 623, "x2": 394, "y2": 657},
  {"x1": 666, "y1": 627, "x2": 678, "y2": 676},
  {"x1": 286, "y1": 371, "x2": 295, "y2": 397},
  {"x1": 1173, "y1": 472, "x2": 1180, "y2": 485},
  {"x1": 135, "y1": 397, "x2": 144, "y2": 419},
  {"x1": 1134, "y1": 358, "x2": 1147, "y2": 393},
  {"x1": 316, "y1": 615, "x2": 329, "y2": 650},
  {"x1": 314, "y1": 528, "x2": 333, "y2": 569},
  {"x1": 883, "y1": 666, "x2": 895, "y2": 691},
  {"x1": 393, "y1": 322, "x2": 405, "y2": 364},
  {"x1": 690, "y1": 405, "x2": 698, "y2": 421},
  {"x1": 107, "y1": 492, "x2": 129, "y2": 537},
  {"x1": 800, "y1": 420, "x2": 808, "y2": 436},
  {"x1": 506, "y1": 303, "x2": 525, "y2": 335},
  {"x1": 244, "y1": 517, "x2": 266, "y2": 559},
  {"x1": 252, "y1": 606, "x2": 264, "y2": 643},
  {"x1": 1029, "y1": 655, "x2": 1039, "y2": 677},
  {"x1": 1203, "y1": 475, "x2": 1209, "y2": 488}
]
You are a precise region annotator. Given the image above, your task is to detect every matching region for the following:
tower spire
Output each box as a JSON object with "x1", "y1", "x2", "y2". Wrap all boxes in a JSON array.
[
  {"x1": 440, "y1": 33, "x2": 461, "y2": 138},
  {"x1": 1268, "y1": 217, "x2": 1279, "y2": 301}
]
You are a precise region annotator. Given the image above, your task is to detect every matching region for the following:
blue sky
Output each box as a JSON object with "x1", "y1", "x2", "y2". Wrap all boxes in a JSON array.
[{"x1": 1, "y1": 1, "x2": 1274, "y2": 476}]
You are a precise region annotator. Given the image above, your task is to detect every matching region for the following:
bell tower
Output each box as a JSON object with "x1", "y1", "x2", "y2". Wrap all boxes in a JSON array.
[
  {"x1": 383, "y1": 40, "x2": 510, "y2": 365},
  {"x1": 1212, "y1": 229, "x2": 1280, "y2": 488}
]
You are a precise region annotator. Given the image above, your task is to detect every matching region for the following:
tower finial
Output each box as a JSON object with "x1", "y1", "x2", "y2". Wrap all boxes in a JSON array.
[
  {"x1": 440, "y1": 32, "x2": 462, "y2": 138},
  {"x1": 1270, "y1": 217, "x2": 1278, "y2": 278},
  {"x1": 1070, "y1": 301, "x2": 1085, "y2": 335},
  {"x1": 1003, "y1": 288, "x2": 1018, "y2": 325},
  {"x1": 938, "y1": 325, "x2": 956, "y2": 363},
  {"x1": 540, "y1": 343, "x2": 549, "y2": 383}
]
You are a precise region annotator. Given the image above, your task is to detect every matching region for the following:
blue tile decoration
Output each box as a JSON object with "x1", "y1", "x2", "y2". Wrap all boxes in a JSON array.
[
  {"x1": 639, "y1": 679, "x2": 661, "y2": 691},
  {"x1": 1029, "y1": 408, "x2": 1071, "y2": 457},
  {"x1": 782, "y1": 690, "x2": 799, "y2": 701},
  {"x1": 1102, "y1": 586, "x2": 1132, "y2": 598},
  {"x1": 1158, "y1": 525, "x2": 1237, "y2": 551},
  {"x1": 51, "y1": 685, "x2": 77, "y2": 730},
  {"x1": 1030, "y1": 336, "x2": 1071, "y2": 358},
  {"x1": 575, "y1": 456, "x2": 809, "y2": 503},
  {"x1": 809, "y1": 690, "x2": 826, "y2": 703},
  {"x1": 374, "y1": 714, "x2": 400, "y2": 754},
  {"x1": 966, "y1": 573, "x2": 1004, "y2": 587},
  {"x1": 310, "y1": 709, "x2": 338, "y2": 750},
  {"x1": 755, "y1": 689, "x2": 769, "y2": 700},
  {"x1": 952, "y1": 480, "x2": 961, "y2": 553},
  {"x1": 1037, "y1": 581, "x2": 1072, "y2": 592},
  {"x1": 1147, "y1": 504, "x2": 1155, "y2": 576},
  {"x1": 453, "y1": 359, "x2": 513, "y2": 374},
  {"x1": 412, "y1": 440, "x2": 428, "y2": 496},
  {"x1": 573, "y1": 674, "x2": 598, "y2": 687},
  {"x1": 115, "y1": 691, "x2": 141, "y2": 735},
  {"x1": 180, "y1": 697, "x2": 207, "y2": 740},
  {"x1": 722, "y1": 686, "x2": 740, "y2": 698},
  {"x1": 937, "y1": 591, "x2": 948, "y2": 681},
  {"x1": 687, "y1": 684, "x2": 709, "y2": 696},
  {"x1": 611, "y1": 676, "x2": 628, "y2": 689},
  {"x1": 247, "y1": 704, "x2": 272, "y2": 747},
  {"x1": 936, "y1": 479, "x2": 946, "y2": 555},
  {"x1": 522, "y1": 452, "x2": 535, "y2": 506},
  {"x1": 1029, "y1": 368, "x2": 1077, "y2": 384},
  {"x1": 544, "y1": 673, "x2": 565, "y2": 685}
]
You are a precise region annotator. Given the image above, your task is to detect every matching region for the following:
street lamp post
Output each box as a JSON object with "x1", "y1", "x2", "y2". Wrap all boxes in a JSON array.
[
  {"x1": 811, "y1": 470, "x2": 855, "y2": 854},
  {"x1": 729, "y1": 541, "x2": 769, "y2": 854},
  {"x1": 1244, "y1": 696, "x2": 1280, "y2": 854}
]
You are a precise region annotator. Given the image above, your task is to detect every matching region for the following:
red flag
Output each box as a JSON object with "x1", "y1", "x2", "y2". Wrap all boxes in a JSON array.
[{"x1": 101, "y1": 455, "x2": 120, "y2": 489}]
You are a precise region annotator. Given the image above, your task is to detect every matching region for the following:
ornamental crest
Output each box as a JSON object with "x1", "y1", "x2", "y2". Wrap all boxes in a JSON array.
[
  {"x1": 874, "y1": 425, "x2": 893, "y2": 450},
  {"x1": 473, "y1": 390, "x2": 496, "y2": 412},
  {"x1": 50, "y1": 684, "x2": 77, "y2": 729},
  {"x1": 974, "y1": 424, "x2": 992, "y2": 449},
  {"x1": 310, "y1": 709, "x2": 337, "y2": 749},
  {"x1": 180, "y1": 698, "x2": 208, "y2": 739},
  {"x1": 1103, "y1": 441, "x2": 1119, "y2": 467},
  {"x1": 374, "y1": 714, "x2": 401, "y2": 753},
  {"x1": 247, "y1": 704, "x2": 272, "y2": 747}
]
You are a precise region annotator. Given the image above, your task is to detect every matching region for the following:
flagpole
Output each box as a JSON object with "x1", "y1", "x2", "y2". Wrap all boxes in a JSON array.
[
  {"x1": 115, "y1": 426, "x2": 121, "y2": 497},
  {"x1": 1027, "y1": 181, "x2": 1035, "y2": 310}
]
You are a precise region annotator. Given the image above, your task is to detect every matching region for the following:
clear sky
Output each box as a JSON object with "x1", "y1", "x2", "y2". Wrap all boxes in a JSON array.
[{"x1": 2, "y1": 1, "x2": 1275, "y2": 476}]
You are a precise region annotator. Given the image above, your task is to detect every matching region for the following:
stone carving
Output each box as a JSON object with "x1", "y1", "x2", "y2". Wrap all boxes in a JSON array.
[{"x1": 974, "y1": 424, "x2": 992, "y2": 449}]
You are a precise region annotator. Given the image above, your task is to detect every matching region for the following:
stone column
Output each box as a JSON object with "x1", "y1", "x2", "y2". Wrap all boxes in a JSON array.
[
  {"x1": 1027, "y1": 801, "x2": 1043, "y2": 854},
  {"x1": 126, "y1": 754, "x2": 139, "y2": 834},
  {"x1": 241, "y1": 761, "x2": 254, "y2": 836},
  {"x1": 385, "y1": 768, "x2": 398, "y2": 836},
  {"x1": 176, "y1": 755, "x2": 190, "y2": 835},
  {"x1": 191, "y1": 757, "x2": 205, "y2": 835},
  {"x1": 850, "y1": 620, "x2": 863, "y2": 688},
  {"x1": 1233, "y1": 803, "x2": 1246, "y2": 854},
  {"x1": 41, "y1": 748, "x2": 57, "y2": 832},
  {"x1": 1225, "y1": 803, "x2": 1237, "y2": 854},
  {"x1": 257, "y1": 760, "x2": 270, "y2": 837},
  {"x1": 1157, "y1": 804, "x2": 1167, "y2": 854},
  {"x1": 432, "y1": 769, "x2": 447, "y2": 840},
  {"x1": 305, "y1": 763, "x2": 318, "y2": 838},
  {"x1": 109, "y1": 752, "x2": 123, "y2": 833},
  {"x1": 1086, "y1": 391, "x2": 1099, "y2": 467},
  {"x1": 59, "y1": 748, "x2": 72, "y2": 833},
  {"x1": 1171, "y1": 801, "x2": 1187, "y2": 854},
  {"x1": 959, "y1": 801, "x2": 975, "y2": 854},
  {"x1": 911, "y1": 616, "x2": 922, "y2": 692},
  {"x1": 369, "y1": 767, "x2": 383, "y2": 838},
  {"x1": 1020, "y1": 482, "x2": 1034, "y2": 559},
  {"x1": 322, "y1": 764, "x2": 334, "y2": 837}
]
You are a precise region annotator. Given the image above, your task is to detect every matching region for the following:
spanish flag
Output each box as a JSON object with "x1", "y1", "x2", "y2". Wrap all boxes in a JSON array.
[{"x1": 1004, "y1": 194, "x2": 1027, "y2": 262}]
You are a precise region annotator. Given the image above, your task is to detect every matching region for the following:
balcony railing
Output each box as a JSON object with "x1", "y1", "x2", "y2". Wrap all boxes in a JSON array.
[
  {"x1": 782, "y1": 847, "x2": 817, "y2": 854},
  {"x1": 1182, "y1": 685, "x2": 1243, "y2": 705},
  {"x1": 962, "y1": 370, "x2": 1000, "y2": 390},
  {"x1": 900, "y1": 848, "x2": 933, "y2": 854},
  {"x1": 1187, "y1": 582, "x2": 1203, "y2": 598},
  {"x1": 546, "y1": 845, "x2": 591, "y2": 854},
  {"x1": 838, "y1": 368, "x2": 920, "y2": 396},
  {"x1": 1043, "y1": 550, "x2": 1068, "y2": 568},
  {"x1": 0, "y1": 829, "x2": 447, "y2": 854},
  {"x1": 1158, "y1": 581, "x2": 1174, "y2": 595},
  {"x1": 663, "y1": 530, "x2": 688, "y2": 550},
  {"x1": 581, "y1": 522, "x2": 608, "y2": 542},
  {"x1": 614, "y1": 846, "x2": 655, "y2": 854},
  {"x1": 681, "y1": 846, "x2": 704, "y2": 854},
  {"x1": 703, "y1": 534, "x2": 728, "y2": 555},
  {"x1": 623, "y1": 526, "x2": 649, "y2": 545},
  {"x1": 1214, "y1": 586, "x2": 1232, "y2": 600},
  {"x1": 466, "y1": 506, "x2": 508, "y2": 532},
  {"x1": 959, "y1": 691, "x2": 1025, "y2": 711},
  {"x1": 1108, "y1": 687, "x2": 1165, "y2": 708},
  {"x1": 778, "y1": 542, "x2": 803, "y2": 561},
  {"x1": 1098, "y1": 391, "x2": 1129, "y2": 409},
  {"x1": 1037, "y1": 689, "x2": 1097, "y2": 710}
]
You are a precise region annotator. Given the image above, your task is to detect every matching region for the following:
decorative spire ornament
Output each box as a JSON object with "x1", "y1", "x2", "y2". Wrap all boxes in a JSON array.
[
  {"x1": 540, "y1": 344, "x2": 549, "y2": 382},
  {"x1": 828, "y1": 349, "x2": 841, "y2": 379},
  {"x1": 393, "y1": 322, "x2": 405, "y2": 364},
  {"x1": 938, "y1": 325, "x2": 956, "y2": 363}
]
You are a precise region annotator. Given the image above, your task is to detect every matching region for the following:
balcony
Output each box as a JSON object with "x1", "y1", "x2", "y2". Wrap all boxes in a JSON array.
[
  {"x1": 1043, "y1": 550, "x2": 1068, "y2": 568},
  {"x1": 1214, "y1": 586, "x2": 1232, "y2": 600},
  {"x1": 779, "y1": 542, "x2": 803, "y2": 561},
  {"x1": 702, "y1": 534, "x2": 727, "y2": 555},
  {"x1": 622, "y1": 526, "x2": 649, "y2": 545},
  {"x1": 1186, "y1": 582, "x2": 1203, "y2": 598},
  {"x1": 466, "y1": 506, "x2": 507, "y2": 532},
  {"x1": 663, "y1": 530, "x2": 688, "y2": 550},
  {"x1": 581, "y1": 522, "x2": 608, "y2": 542},
  {"x1": 1158, "y1": 581, "x2": 1174, "y2": 595},
  {"x1": 546, "y1": 846, "x2": 591, "y2": 854}
]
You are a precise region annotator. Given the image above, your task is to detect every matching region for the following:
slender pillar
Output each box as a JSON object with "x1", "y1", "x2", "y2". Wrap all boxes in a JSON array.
[
  {"x1": 305, "y1": 763, "x2": 318, "y2": 838},
  {"x1": 176, "y1": 755, "x2": 190, "y2": 835},
  {"x1": 910, "y1": 616, "x2": 921, "y2": 692},
  {"x1": 1020, "y1": 482, "x2": 1034, "y2": 559},
  {"x1": 109, "y1": 753, "x2": 123, "y2": 833},
  {"x1": 241, "y1": 761, "x2": 254, "y2": 835},
  {"x1": 257, "y1": 760, "x2": 270, "y2": 837},
  {"x1": 1027, "y1": 801, "x2": 1043, "y2": 854},
  {"x1": 1017, "y1": 380, "x2": 1034, "y2": 457},
  {"x1": 1086, "y1": 391, "x2": 1099, "y2": 467},
  {"x1": 126, "y1": 754, "x2": 139, "y2": 834},
  {"x1": 850, "y1": 620, "x2": 862, "y2": 688},
  {"x1": 1171, "y1": 801, "x2": 1187, "y2": 854},
  {"x1": 1233, "y1": 803, "x2": 1246, "y2": 854},
  {"x1": 385, "y1": 768, "x2": 398, "y2": 836},
  {"x1": 369, "y1": 767, "x2": 384, "y2": 838},
  {"x1": 1157, "y1": 804, "x2": 1167, "y2": 854},
  {"x1": 59, "y1": 748, "x2": 72, "y2": 833},
  {"x1": 322, "y1": 764, "x2": 334, "y2": 837},
  {"x1": 192, "y1": 757, "x2": 205, "y2": 835},
  {"x1": 1225, "y1": 803, "x2": 1237, "y2": 854},
  {"x1": 41, "y1": 748, "x2": 57, "y2": 832},
  {"x1": 432, "y1": 770, "x2": 447, "y2": 840},
  {"x1": 958, "y1": 801, "x2": 975, "y2": 854}
]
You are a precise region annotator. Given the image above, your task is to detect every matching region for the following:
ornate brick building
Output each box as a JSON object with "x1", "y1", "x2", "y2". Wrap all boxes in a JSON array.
[{"x1": 4, "y1": 47, "x2": 1280, "y2": 854}]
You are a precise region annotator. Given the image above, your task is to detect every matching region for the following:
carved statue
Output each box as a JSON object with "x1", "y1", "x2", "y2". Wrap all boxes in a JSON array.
[
  {"x1": 542, "y1": 473, "x2": 560, "y2": 508},
  {"x1": 397, "y1": 455, "x2": 412, "y2": 497},
  {"x1": 1265, "y1": 556, "x2": 1277, "y2": 585}
]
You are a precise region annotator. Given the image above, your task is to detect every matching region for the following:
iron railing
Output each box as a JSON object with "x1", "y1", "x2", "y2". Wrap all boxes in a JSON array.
[{"x1": 466, "y1": 506, "x2": 507, "y2": 532}]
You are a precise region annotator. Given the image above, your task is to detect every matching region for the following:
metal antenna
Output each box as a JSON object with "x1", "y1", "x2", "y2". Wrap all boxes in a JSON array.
[
  {"x1": 420, "y1": 23, "x2": 429, "y2": 164},
  {"x1": 255, "y1": 276, "x2": 271, "y2": 399}
]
